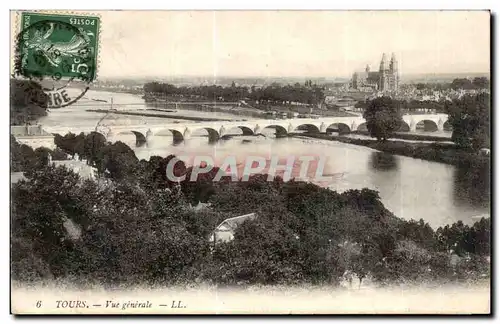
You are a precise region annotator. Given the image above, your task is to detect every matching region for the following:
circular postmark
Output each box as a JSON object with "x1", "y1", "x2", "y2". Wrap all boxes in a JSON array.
[{"x1": 13, "y1": 17, "x2": 98, "y2": 109}]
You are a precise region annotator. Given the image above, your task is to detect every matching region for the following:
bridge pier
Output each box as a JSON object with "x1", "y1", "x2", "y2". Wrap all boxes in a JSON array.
[
  {"x1": 146, "y1": 129, "x2": 154, "y2": 143},
  {"x1": 183, "y1": 128, "x2": 192, "y2": 140},
  {"x1": 320, "y1": 122, "x2": 327, "y2": 133},
  {"x1": 351, "y1": 121, "x2": 357, "y2": 132},
  {"x1": 409, "y1": 121, "x2": 417, "y2": 132},
  {"x1": 219, "y1": 126, "x2": 226, "y2": 138},
  {"x1": 254, "y1": 124, "x2": 262, "y2": 135},
  {"x1": 437, "y1": 120, "x2": 444, "y2": 132}
]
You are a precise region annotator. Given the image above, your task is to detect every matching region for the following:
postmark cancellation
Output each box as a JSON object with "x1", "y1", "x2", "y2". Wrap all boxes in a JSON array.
[{"x1": 13, "y1": 11, "x2": 101, "y2": 108}]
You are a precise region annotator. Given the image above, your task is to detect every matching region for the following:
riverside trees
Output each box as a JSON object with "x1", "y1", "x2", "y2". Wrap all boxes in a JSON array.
[
  {"x1": 143, "y1": 81, "x2": 325, "y2": 106},
  {"x1": 362, "y1": 96, "x2": 404, "y2": 141},
  {"x1": 445, "y1": 93, "x2": 490, "y2": 150}
]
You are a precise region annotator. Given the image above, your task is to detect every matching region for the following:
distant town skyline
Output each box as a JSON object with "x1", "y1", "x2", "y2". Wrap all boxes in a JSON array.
[{"x1": 21, "y1": 10, "x2": 488, "y2": 79}]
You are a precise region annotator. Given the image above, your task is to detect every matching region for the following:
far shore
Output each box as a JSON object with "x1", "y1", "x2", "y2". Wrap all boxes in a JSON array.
[
  {"x1": 296, "y1": 133, "x2": 490, "y2": 167},
  {"x1": 85, "y1": 109, "x2": 236, "y2": 122}
]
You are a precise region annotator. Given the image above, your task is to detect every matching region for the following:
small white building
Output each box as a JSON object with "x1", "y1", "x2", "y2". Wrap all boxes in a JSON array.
[
  {"x1": 50, "y1": 154, "x2": 97, "y2": 180},
  {"x1": 209, "y1": 213, "x2": 257, "y2": 244},
  {"x1": 10, "y1": 172, "x2": 26, "y2": 186}
]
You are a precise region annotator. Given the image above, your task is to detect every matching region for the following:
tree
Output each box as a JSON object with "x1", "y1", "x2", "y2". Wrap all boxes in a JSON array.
[
  {"x1": 95, "y1": 141, "x2": 139, "y2": 180},
  {"x1": 470, "y1": 217, "x2": 491, "y2": 256},
  {"x1": 83, "y1": 132, "x2": 107, "y2": 166},
  {"x1": 451, "y1": 78, "x2": 474, "y2": 90},
  {"x1": 11, "y1": 165, "x2": 87, "y2": 278},
  {"x1": 139, "y1": 155, "x2": 187, "y2": 191},
  {"x1": 54, "y1": 132, "x2": 86, "y2": 157},
  {"x1": 10, "y1": 79, "x2": 48, "y2": 125},
  {"x1": 472, "y1": 77, "x2": 489, "y2": 89},
  {"x1": 445, "y1": 93, "x2": 490, "y2": 150},
  {"x1": 362, "y1": 96, "x2": 403, "y2": 141}
]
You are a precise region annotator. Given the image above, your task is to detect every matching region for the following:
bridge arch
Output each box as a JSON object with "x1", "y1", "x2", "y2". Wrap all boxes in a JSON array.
[
  {"x1": 190, "y1": 127, "x2": 220, "y2": 143},
  {"x1": 226, "y1": 125, "x2": 254, "y2": 136},
  {"x1": 326, "y1": 122, "x2": 351, "y2": 135},
  {"x1": 293, "y1": 123, "x2": 320, "y2": 134},
  {"x1": 398, "y1": 121, "x2": 411, "y2": 132},
  {"x1": 415, "y1": 119, "x2": 438, "y2": 132},
  {"x1": 155, "y1": 128, "x2": 185, "y2": 144},
  {"x1": 83, "y1": 130, "x2": 108, "y2": 142},
  {"x1": 261, "y1": 125, "x2": 288, "y2": 137},
  {"x1": 357, "y1": 123, "x2": 368, "y2": 132},
  {"x1": 113, "y1": 130, "x2": 147, "y2": 147}
]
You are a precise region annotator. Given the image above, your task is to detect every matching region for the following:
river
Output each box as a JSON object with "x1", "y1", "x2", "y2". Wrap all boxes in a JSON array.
[{"x1": 38, "y1": 91, "x2": 490, "y2": 229}]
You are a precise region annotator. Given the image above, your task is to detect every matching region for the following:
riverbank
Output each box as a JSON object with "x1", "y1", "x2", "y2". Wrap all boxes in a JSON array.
[
  {"x1": 351, "y1": 130, "x2": 452, "y2": 142},
  {"x1": 146, "y1": 96, "x2": 359, "y2": 118},
  {"x1": 88, "y1": 87, "x2": 143, "y2": 95},
  {"x1": 298, "y1": 133, "x2": 490, "y2": 167},
  {"x1": 147, "y1": 100, "x2": 265, "y2": 118}
]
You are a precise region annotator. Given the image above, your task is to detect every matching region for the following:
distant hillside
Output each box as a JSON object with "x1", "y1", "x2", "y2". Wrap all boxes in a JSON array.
[
  {"x1": 98, "y1": 76, "x2": 350, "y2": 87},
  {"x1": 97, "y1": 73, "x2": 489, "y2": 87}
]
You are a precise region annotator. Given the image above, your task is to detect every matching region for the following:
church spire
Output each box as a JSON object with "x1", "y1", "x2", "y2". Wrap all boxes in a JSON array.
[
  {"x1": 379, "y1": 53, "x2": 387, "y2": 71},
  {"x1": 390, "y1": 52, "x2": 398, "y2": 72}
]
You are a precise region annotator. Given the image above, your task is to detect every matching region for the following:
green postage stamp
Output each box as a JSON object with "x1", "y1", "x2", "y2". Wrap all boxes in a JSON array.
[{"x1": 16, "y1": 11, "x2": 100, "y2": 83}]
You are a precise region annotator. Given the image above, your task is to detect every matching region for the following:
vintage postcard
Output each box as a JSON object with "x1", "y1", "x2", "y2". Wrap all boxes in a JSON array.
[{"x1": 10, "y1": 10, "x2": 491, "y2": 315}]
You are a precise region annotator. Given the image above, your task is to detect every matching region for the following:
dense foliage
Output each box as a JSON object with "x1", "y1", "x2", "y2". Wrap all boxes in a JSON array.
[
  {"x1": 144, "y1": 81, "x2": 325, "y2": 106},
  {"x1": 450, "y1": 77, "x2": 490, "y2": 90},
  {"x1": 445, "y1": 93, "x2": 490, "y2": 150},
  {"x1": 11, "y1": 135, "x2": 490, "y2": 287},
  {"x1": 412, "y1": 77, "x2": 490, "y2": 91},
  {"x1": 362, "y1": 96, "x2": 404, "y2": 141}
]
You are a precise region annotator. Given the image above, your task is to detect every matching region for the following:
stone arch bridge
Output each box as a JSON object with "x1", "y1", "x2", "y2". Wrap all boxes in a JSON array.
[{"x1": 44, "y1": 114, "x2": 450, "y2": 145}]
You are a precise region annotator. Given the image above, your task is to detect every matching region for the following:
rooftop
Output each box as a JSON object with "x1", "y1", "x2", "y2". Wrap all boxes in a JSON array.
[
  {"x1": 10, "y1": 172, "x2": 26, "y2": 185},
  {"x1": 11, "y1": 125, "x2": 52, "y2": 137}
]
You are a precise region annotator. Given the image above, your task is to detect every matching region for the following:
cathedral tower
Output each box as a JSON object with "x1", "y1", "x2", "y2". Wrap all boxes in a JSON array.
[
  {"x1": 389, "y1": 53, "x2": 399, "y2": 91},
  {"x1": 379, "y1": 53, "x2": 388, "y2": 91}
]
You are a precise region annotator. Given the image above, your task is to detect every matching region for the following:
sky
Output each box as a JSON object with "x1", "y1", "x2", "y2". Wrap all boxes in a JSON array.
[{"x1": 13, "y1": 10, "x2": 491, "y2": 78}]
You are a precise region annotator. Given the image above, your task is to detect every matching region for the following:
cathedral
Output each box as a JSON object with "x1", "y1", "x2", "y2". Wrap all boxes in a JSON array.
[{"x1": 351, "y1": 53, "x2": 399, "y2": 92}]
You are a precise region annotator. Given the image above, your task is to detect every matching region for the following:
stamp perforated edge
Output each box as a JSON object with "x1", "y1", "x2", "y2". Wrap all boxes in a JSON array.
[{"x1": 11, "y1": 10, "x2": 103, "y2": 82}]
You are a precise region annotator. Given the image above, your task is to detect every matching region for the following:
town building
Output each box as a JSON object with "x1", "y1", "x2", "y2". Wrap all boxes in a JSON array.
[
  {"x1": 351, "y1": 53, "x2": 399, "y2": 92},
  {"x1": 50, "y1": 154, "x2": 97, "y2": 180},
  {"x1": 11, "y1": 125, "x2": 56, "y2": 150},
  {"x1": 10, "y1": 172, "x2": 26, "y2": 186}
]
